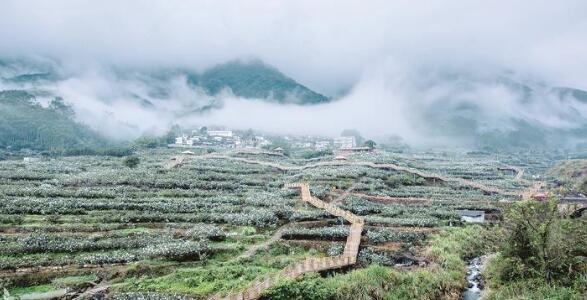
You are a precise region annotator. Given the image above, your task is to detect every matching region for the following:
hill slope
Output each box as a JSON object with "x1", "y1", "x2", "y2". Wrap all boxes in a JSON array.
[
  {"x1": 0, "y1": 90, "x2": 105, "y2": 151},
  {"x1": 549, "y1": 160, "x2": 587, "y2": 194},
  {"x1": 192, "y1": 60, "x2": 328, "y2": 104}
]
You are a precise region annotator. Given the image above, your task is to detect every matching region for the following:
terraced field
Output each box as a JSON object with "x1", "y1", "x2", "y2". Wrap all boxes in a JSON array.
[{"x1": 0, "y1": 148, "x2": 535, "y2": 299}]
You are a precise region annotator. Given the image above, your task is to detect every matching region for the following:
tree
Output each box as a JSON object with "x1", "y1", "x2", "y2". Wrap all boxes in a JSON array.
[
  {"x1": 165, "y1": 125, "x2": 181, "y2": 144},
  {"x1": 123, "y1": 156, "x2": 140, "y2": 168},
  {"x1": 364, "y1": 140, "x2": 376, "y2": 149},
  {"x1": 134, "y1": 136, "x2": 161, "y2": 149},
  {"x1": 497, "y1": 197, "x2": 587, "y2": 283},
  {"x1": 340, "y1": 129, "x2": 364, "y2": 145}
]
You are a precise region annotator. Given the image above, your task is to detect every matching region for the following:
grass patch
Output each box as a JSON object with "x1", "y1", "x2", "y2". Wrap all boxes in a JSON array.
[
  {"x1": 8, "y1": 284, "x2": 55, "y2": 296},
  {"x1": 485, "y1": 277, "x2": 587, "y2": 300},
  {"x1": 117, "y1": 243, "x2": 312, "y2": 298}
]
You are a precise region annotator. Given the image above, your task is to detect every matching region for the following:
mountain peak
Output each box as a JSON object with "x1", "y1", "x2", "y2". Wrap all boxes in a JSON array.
[{"x1": 192, "y1": 59, "x2": 329, "y2": 104}]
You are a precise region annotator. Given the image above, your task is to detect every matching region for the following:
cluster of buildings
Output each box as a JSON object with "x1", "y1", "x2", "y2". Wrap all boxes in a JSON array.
[
  {"x1": 172, "y1": 127, "x2": 373, "y2": 152},
  {"x1": 173, "y1": 129, "x2": 271, "y2": 149},
  {"x1": 290, "y1": 136, "x2": 357, "y2": 150},
  {"x1": 289, "y1": 135, "x2": 372, "y2": 152}
]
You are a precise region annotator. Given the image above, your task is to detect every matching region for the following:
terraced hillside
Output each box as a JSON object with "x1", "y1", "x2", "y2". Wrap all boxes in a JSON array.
[{"x1": 0, "y1": 148, "x2": 535, "y2": 299}]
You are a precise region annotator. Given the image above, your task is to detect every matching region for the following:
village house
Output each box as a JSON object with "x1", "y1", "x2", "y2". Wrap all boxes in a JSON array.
[{"x1": 334, "y1": 136, "x2": 356, "y2": 149}]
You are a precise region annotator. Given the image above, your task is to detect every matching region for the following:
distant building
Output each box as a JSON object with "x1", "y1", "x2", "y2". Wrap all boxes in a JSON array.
[
  {"x1": 23, "y1": 157, "x2": 40, "y2": 163},
  {"x1": 174, "y1": 135, "x2": 198, "y2": 147},
  {"x1": 208, "y1": 130, "x2": 233, "y2": 138},
  {"x1": 315, "y1": 141, "x2": 331, "y2": 151},
  {"x1": 172, "y1": 128, "x2": 270, "y2": 149},
  {"x1": 334, "y1": 136, "x2": 356, "y2": 149},
  {"x1": 255, "y1": 136, "x2": 271, "y2": 147},
  {"x1": 341, "y1": 146, "x2": 372, "y2": 153},
  {"x1": 175, "y1": 135, "x2": 193, "y2": 146}
]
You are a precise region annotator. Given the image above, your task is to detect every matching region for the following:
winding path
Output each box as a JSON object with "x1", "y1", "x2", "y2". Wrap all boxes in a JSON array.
[
  {"x1": 211, "y1": 182, "x2": 364, "y2": 300},
  {"x1": 236, "y1": 223, "x2": 292, "y2": 260}
]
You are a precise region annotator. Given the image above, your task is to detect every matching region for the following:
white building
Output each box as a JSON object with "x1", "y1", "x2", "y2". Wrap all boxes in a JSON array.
[
  {"x1": 175, "y1": 136, "x2": 191, "y2": 145},
  {"x1": 207, "y1": 130, "x2": 233, "y2": 138},
  {"x1": 23, "y1": 157, "x2": 40, "y2": 163},
  {"x1": 175, "y1": 135, "x2": 194, "y2": 146},
  {"x1": 315, "y1": 141, "x2": 331, "y2": 151},
  {"x1": 334, "y1": 136, "x2": 356, "y2": 149}
]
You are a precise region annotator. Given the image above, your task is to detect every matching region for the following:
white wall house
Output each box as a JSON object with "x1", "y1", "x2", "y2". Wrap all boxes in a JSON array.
[
  {"x1": 207, "y1": 130, "x2": 233, "y2": 138},
  {"x1": 315, "y1": 141, "x2": 331, "y2": 150},
  {"x1": 175, "y1": 135, "x2": 195, "y2": 146},
  {"x1": 334, "y1": 136, "x2": 356, "y2": 149}
]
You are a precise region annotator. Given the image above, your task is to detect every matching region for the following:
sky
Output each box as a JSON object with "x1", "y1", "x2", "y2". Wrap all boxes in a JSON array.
[
  {"x1": 2, "y1": 0, "x2": 587, "y2": 93},
  {"x1": 1, "y1": 0, "x2": 587, "y2": 145}
]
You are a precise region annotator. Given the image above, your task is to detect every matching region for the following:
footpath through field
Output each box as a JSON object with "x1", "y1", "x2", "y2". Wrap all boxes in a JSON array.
[
  {"x1": 202, "y1": 154, "x2": 513, "y2": 196},
  {"x1": 211, "y1": 182, "x2": 364, "y2": 300}
]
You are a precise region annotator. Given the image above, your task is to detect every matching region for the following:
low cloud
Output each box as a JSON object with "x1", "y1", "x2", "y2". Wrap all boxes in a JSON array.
[{"x1": 1, "y1": 1, "x2": 586, "y2": 147}]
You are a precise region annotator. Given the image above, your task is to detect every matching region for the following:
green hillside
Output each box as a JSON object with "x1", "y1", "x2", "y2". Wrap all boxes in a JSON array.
[
  {"x1": 191, "y1": 60, "x2": 329, "y2": 104},
  {"x1": 549, "y1": 159, "x2": 587, "y2": 193},
  {"x1": 0, "y1": 90, "x2": 105, "y2": 151}
]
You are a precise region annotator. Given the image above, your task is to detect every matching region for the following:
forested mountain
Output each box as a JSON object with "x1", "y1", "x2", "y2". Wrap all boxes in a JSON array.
[
  {"x1": 0, "y1": 90, "x2": 105, "y2": 151},
  {"x1": 1, "y1": 57, "x2": 586, "y2": 151},
  {"x1": 191, "y1": 60, "x2": 328, "y2": 104},
  {"x1": 0, "y1": 58, "x2": 329, "y2": 106}
]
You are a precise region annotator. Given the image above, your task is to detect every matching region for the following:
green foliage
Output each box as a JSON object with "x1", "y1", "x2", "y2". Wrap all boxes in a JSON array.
[
  {"x1": 281, "y1": 226, "x2": 349, "y2": 240},
  {"x1": 183, "y1": 224, "x2": 226, "y2": 241},
  {"x1": 8, "y1": 284, "x2": 55, "y2": 297},
  {"x1": 261, "y1": 273, "x2": 335, "y2": 300},
  {"x1": 0, "y1": 90, "x2": 105, "y2": 151},
  {"x1": 364, "y1": 140, "x2": 376, "y2": 149},
  {"x1": 366, "y1": 228, "x2": 427, "y2": 244},
  {"x1": 61, "y1": 146, "x2": 133, "y2": 157},
  {"x1": 52, "y1": 274, "x2": 98, "y2": 290},
  {"x1": 488, "y1": 198, "x2": 587, "y2": 285},
  {"x1": 123, "y1": 156, "x2": 140, "y2": 168},
  {"x1": 263, "y1": 139, "x2": 291, "y2": 156},
  {"x1": 427, "y1": 225, "x2": 501, "y2": 267},
  {"x1": 484, "y1": 277, "x2": 587, "y2": 300},
  {"x1": 142, "y1": 241, "x2": 209, "y2": 261},
  {"x1": 0, "y1": 148, "x2": 543, "y2": 298},
  {"x1": 134, "y1": 136, "x2": 165, "y2": 149},
  {"x1": 385, "y1": 173, "x2": 426, "y2": 188},
  {"x1": 301, "y1": 149, "x2": 333, "y2": 159},
  {"x1": 266, "y1": 226, "x2": 496, "y2": 300},
  {"x1": 549, "y1": 159, "x2": 587, "y2": 193},
  {"x1": 113, "y1": 292, "x2": 193, "y2": 300}
]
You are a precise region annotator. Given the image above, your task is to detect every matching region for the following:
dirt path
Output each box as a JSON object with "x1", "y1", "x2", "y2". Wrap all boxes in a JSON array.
[
  {"x1": 236, "y1": 224, "x2": 292, "y2": 260},
  {"x1": 72, "y1": 281, "x2": 110, "y2": 300},
  {"x1": 165, "y1": 154, "x2": 189, "y2": 169},
  {"x1": 330, "y1": 182, "x2": 359, "y2": 205}
]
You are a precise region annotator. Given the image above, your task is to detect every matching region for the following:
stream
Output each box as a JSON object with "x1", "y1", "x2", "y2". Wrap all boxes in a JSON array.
[{"x1": 462, "y1": 256, "x2": 485, "y2": 300}]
